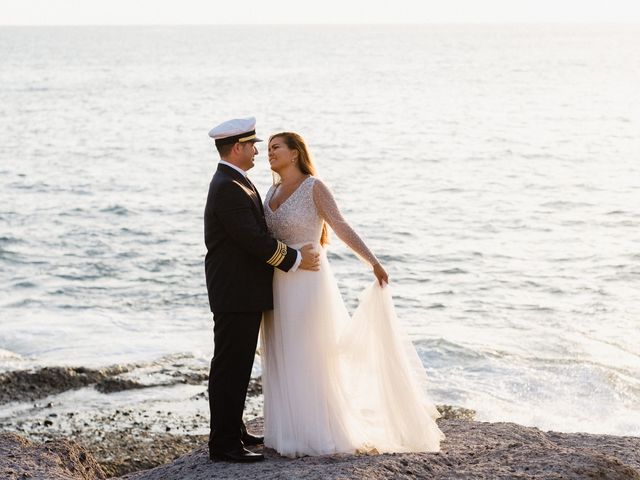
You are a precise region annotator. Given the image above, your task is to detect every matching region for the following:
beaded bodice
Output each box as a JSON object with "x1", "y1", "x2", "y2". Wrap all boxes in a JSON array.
[
  {"x1": 265, "y1": 177, "x2": 321, "y2": 245},
  {"x1": 264, "y1": 176, "x2": 378, "y2": 266}
]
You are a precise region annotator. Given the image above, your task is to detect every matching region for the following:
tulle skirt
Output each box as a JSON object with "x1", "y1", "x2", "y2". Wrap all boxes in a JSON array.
[{"x1": 260, "y1": 245, "x2": 444, "y2": 457}]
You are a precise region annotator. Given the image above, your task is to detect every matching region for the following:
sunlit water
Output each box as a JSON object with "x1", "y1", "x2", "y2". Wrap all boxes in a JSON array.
[{"x1": 1, "y1": 25, "x2": 639, "y2": 435}]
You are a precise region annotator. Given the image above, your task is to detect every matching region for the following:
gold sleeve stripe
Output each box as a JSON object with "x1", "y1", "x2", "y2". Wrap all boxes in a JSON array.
[
  {"x1": 271, "y1": 241, "x2": 287, "y2": 266},
  {"x1": 238, "y1": 134, "x2": 256, "y2": 142},
  {"x1": 266, "y1": 242, "x2": 286, "y2": 267},
  {"x1": 266, "y1": 241, "x2": 287, "y2": 267}
]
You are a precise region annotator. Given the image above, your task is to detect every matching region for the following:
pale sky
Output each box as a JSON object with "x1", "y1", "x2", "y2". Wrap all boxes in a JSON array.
[{"x1": 1, "y1": 0, "x2": 640, "y2": 25}]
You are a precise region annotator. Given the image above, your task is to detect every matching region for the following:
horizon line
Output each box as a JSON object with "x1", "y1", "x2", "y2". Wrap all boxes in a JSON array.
[{"x1": 2, "y1": 21, "x2": 640, "y2": 27}]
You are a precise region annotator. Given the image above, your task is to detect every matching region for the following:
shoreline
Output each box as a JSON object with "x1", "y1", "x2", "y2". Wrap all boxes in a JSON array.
[{"x1": 2, "y1": 363, "x2": 638, "y2": 479}]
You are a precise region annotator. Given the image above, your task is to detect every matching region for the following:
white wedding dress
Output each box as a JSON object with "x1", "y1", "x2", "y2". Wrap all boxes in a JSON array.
[{"x1": 260, "y1": 176, "x2": 444, "y2": 457}]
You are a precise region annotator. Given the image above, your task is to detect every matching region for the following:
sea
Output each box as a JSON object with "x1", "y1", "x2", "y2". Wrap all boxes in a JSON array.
[{"x1": 1, "y1": 24, "x2": 639, "y2": 436}]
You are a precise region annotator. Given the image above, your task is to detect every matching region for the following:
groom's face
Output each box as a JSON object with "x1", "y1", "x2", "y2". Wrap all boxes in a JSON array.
[{"x1": 238, "y1": 141, "x2": 258, "y2": 171}]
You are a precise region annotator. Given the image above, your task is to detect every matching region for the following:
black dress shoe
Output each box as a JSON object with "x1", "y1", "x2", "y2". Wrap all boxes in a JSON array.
[
  {"x1": 242, "y1": 433, "x2": 264, "y2": 446},
  {"x1": 209, "y1": 447, "x2": 264, "y2": 463}
]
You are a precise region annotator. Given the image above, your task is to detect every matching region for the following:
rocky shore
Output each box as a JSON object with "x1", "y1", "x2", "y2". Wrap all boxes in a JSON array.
[
  {"x1": 1, "y1": 363, "x2": 639, "y2": 479},
  {"x1": 2, "y1": 416, "x2": 639, "y2": 480},
  {"x1": 121, "y1": 417, "x2": 640, "y2": 480},
  {"x1": 0, "y1": 360, "x2": 219, "y2": 476}
]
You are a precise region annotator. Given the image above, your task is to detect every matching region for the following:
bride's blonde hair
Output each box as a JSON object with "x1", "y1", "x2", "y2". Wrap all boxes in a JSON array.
[{"x1": 269, "y1": 132, "x2": 329, "y2": 247}]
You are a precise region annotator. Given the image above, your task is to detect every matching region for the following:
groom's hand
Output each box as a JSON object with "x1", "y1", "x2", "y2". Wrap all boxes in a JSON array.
[{"x1": 299, "y1": 244, "x2": 320, "y2": 271}]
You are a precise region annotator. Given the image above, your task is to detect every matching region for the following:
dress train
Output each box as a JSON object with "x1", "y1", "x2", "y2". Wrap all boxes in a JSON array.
[{"x1": 260, "y1": 246, "x2": 444, "y2": 457}]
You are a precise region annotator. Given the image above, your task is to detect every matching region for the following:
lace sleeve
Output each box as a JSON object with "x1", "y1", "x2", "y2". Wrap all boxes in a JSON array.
[{"x1": 312, "y1": 179, "x2": 378, "y2": 267}]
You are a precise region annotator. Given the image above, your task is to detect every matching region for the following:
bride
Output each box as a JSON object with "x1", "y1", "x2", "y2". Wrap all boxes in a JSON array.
[{"x1": 260, "y1": 132, "x2": 444, "y2": 457}]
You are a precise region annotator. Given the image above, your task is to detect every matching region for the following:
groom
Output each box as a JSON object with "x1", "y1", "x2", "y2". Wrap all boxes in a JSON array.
[{"x1": 204, "y1": 117, "x2": 319, "y2": 462}]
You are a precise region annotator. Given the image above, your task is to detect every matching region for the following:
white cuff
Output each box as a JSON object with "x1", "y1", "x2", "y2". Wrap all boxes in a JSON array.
[{"x1": 289, "y1": 251, "x2": 302, "y2": 272}]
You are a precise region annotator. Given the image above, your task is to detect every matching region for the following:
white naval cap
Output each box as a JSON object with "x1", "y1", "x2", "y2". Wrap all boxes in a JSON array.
[{"x1": 208, "y1": 117, "x2": 263, "y2": 146}]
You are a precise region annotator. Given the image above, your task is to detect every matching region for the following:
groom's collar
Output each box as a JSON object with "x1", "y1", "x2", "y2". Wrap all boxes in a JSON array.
[{"x1": 219, "y1": 160, "x2": 248, "y2": 178}]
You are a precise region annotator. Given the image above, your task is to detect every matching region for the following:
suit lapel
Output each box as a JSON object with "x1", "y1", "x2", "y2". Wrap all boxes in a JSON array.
[
  {"x1": 217, "y1": 164, "x2": 264, "y2": 214},
  {"x1": 252, "y1": 183, "x2": 265, "y2": 216}
]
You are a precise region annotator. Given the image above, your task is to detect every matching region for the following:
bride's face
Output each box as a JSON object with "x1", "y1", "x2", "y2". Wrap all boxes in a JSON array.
[{"x1": 268, "y1": 138, "x2": 298, "y2": 172}]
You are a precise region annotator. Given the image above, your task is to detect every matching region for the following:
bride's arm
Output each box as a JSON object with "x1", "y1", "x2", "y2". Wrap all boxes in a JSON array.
[{"x1": 312, "y1": 179, "x2": 389, "y2": 285}]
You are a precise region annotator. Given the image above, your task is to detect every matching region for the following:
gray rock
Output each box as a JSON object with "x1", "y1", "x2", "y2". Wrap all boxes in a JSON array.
[
  {"x1": 121, "y1": 418, "x2": 640, "y2": 480},
  {"x1": 3, "y1": 417, "x2": 639, "y2": 480},
  {"x1": 0, "y1": 432, "x2": 106, "y2": 480}
]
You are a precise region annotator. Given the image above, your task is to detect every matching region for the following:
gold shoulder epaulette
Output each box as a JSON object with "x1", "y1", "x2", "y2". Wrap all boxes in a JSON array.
[{"x1": 266, "y1": 240, "x2": 287, "y2": 267}]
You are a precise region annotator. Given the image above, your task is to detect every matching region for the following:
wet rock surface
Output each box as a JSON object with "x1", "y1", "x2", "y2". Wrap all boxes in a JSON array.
[
  {"x1": 0, "y1": 359, "x2": 258, "y2": 477},
  {"x1": 121, "y1": 418, "x2": 640, "y2": 480},
  {"x1": 4, "y1": 407, "x2": 210, "y2": 478},
  {"x1": 5, "y1": 417, "x2": 637, "y2": 480},
  {"x1": 0, "y1": 360, "x2": 210, "y2": 403},
  {"x1": 0, "y1": 366, "x2": 130, "y2": 404},
  {"x1": 0, "y1": 431, "x2": 107, "y2": 480},
  {"x1": 2, "y1": 415, "x2": 640, "y2": 479}
]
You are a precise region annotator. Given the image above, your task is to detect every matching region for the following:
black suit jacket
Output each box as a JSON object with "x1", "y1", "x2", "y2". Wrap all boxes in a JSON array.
[{"x1": 204, "y1": 163, "x2": 297, "y2": 313}]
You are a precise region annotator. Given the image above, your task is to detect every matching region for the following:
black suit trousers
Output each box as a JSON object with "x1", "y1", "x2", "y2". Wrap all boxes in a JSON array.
[{"x1": 208, "y1": 311, "x2": 262, "y2": 452}]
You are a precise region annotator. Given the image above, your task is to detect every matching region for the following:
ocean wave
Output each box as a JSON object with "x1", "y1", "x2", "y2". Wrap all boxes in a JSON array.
[
  {"x1": 100, "y1": 205, "x2": 131, "y2": 216},
  {"x1": 521, "y1": 153, "x2": 554, "y2": 160},
  {"x1": 59, "y1": 207, "x2": 88, "y2": 217},
  {"x1": 431, "y1": 187, "x2": 464, "y2": 193},
  {"x1": 116, "y1": 251, "x2": 141, "y2": 259},
  {"x1": 0, "y1": 247, "x2": 22, "y2": 265},
  {"x1": 547, "y1": 254, "x2": 596, "y2": 262},
  {"x1": 4, "y1": 298, "x2": 46, "y2": 308},
  {"x1": 7, "y1": 181, "x2": 53, "y2": 191},
  {"x1": 0, "y1": 348, "x2": 26, "y2": 374},
  {"x1": 0, "y1": 348, "x2": 23, "y2": 361},
  {"x1": 428, "y1": 290, "x2": 455, "y2": 295},
  {"x1": 415, "y1": 338, "x2": 505, "y2": 364},
  {"x1": 0, "y1": 236, "x2": 23, "y2": 246},
  {"x1": 22, "y1": 85, "x2": 52, "y2": 92},
  {"x1": 539, "y1": 200, "x2": 595, "y2": 209},
  {"x1": 504, "y1": 304, "x2": 555, "y2": 312},
  {"x1": 138, "y1": 258, "x2": 175, "y2": 273},
  {"x1": 119, "y1": 227, "x2": 157, "y2": 238},
  {"x1": 54, "y1": 272, "x2": 107, "y2": 281},
  {"x1": 524, "y1": 357, "x2": 640, "y2": 397},
  {"x1": 426, "y1": 303, "x2": 446, "y2": 309},
  {"x1": 441, "y1": 268, "x2": 467, "y2": 274}
]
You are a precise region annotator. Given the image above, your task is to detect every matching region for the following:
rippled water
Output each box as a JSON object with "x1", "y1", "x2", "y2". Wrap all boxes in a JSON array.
[{"x1": 1, "y1": 25, "x2": 639, "y2": 435}]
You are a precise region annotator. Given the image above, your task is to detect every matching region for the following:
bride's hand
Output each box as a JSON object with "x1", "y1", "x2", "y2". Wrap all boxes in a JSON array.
[{"x1": 373, "y1": 262, "x2": 388, "y2": 286}]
